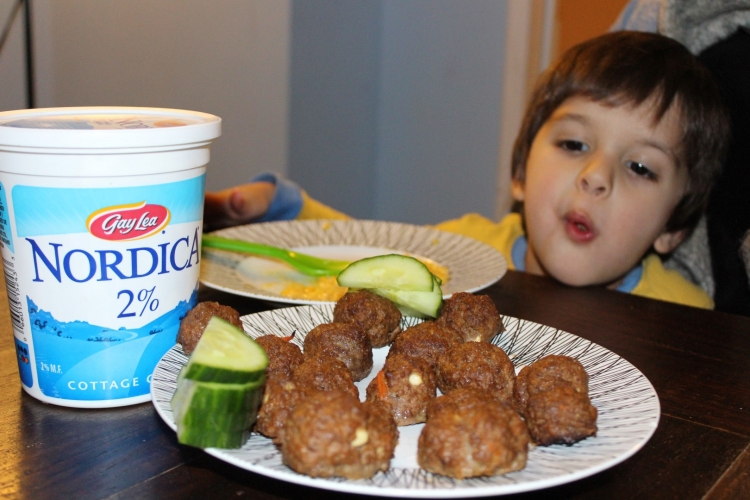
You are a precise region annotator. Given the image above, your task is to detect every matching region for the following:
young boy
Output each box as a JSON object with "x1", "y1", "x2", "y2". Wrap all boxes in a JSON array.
[{"x1": 204, "y1": 31, "x2": 730, "y2": 309}]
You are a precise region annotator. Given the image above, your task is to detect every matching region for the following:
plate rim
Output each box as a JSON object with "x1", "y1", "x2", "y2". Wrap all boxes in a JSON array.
[{"x1": 151, "y1": 304, "x2": 661, "y2": 498}]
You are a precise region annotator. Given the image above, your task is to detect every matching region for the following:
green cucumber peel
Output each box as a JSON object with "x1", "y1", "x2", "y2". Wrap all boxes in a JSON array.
[
  {"x1": 337, "y1": 254, "x2": 435, "y2": 291},
  {"x1": 372, "y1": 275, "x2": 443, "y2": 318},
  {"x1": 184, "y1": 317, "x2": 269, "y2": 384}
]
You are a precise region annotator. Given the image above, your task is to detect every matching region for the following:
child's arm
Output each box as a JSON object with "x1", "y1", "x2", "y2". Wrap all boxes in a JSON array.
[
  {"x1": 204, "y1": 181, "x2": 276, "y2": 231},
  {"x1": 203, "y1": 173, "x2": 348, "y2": 231}
]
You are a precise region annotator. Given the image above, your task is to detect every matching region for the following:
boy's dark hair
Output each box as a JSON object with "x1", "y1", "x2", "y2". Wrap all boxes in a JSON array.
[{"x1": 512, "y1": 31, "x2": 730, "y2": 233}]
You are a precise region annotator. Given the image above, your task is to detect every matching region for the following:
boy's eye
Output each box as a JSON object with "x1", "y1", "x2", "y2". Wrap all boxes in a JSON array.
[
  {"x1": 558, "y1": 140, "x2": 587, "y2": 152},
  {"x1": 627, "y1": 161, "x2": 656, "y2": 180}
]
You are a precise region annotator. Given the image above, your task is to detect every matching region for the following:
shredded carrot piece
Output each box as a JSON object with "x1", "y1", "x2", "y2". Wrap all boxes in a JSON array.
[
  {"x1": 280, "y1": 330, "x2": 296, "y2": 342},
  {"x1": 376, "y1": 370, "x2": 388, "y2": 399}
]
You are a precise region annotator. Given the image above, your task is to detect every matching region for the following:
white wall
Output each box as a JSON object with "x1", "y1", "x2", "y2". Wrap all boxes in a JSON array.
[
  {"x1": 375, "y1": 0, "x2": 507, "y2": 224},
  {"x1": 289, "y1": 0, "x2": 508, "y2": 225},
  {"x1": 0, "y1": 0, "x2": 29, "y2": 112},
  {"x1": 30, "y1": 0, "x2": 290, "y2": 192},
  {"x1": 288, "y1": 1, "x2": 381, "y2": 220}
]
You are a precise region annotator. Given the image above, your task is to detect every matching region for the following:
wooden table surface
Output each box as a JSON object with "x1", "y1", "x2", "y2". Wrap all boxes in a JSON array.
[{"x1": 1, "y1": 270, "x2": 748, "y2": 499}]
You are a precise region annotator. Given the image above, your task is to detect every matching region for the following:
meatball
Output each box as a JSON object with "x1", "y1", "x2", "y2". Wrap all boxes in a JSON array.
[
  {"x1": 256, "y1": 352, "x2": 359, "y2": 442},
  {"x1": 387, "y1": 321, "x2": 462, "y2": 369},
  {"x1": 514, "y1": 354, "x2": 590, "y2": 414},
  {"x1": 177, "y1": 301, "x2": 243, "y2": 355},
  {"x1": 292, "y1": 356, "x2": 359, "y2": 399},
  {"x1": 524, "y1": 385, "x2": 598, "y2": 446},
  {"x1": 304, "y1": 322, "x2": 373, "y2": 381},
  {"x1": 366, "y1": 353, "x2": 437, "y2": 426},
  {"x1": 436, "y1": 342, "x2": 516, "y2": 402},
  {"x1": 514, "y1": 355, "x2": 597, "y2": 445},
  {"x1": 333, "y1": 290, "x2": 403, "y2": 348},
  {"x1": 437, "y1": 292, "x2": 503, "y2": 343},
  {"x1": 417, "y1": 388, "x2": 529, "y2": 479},
  {"x1": 280, "y1": 390, "x2": 398, "y2": 479},
  {"x1": 254, "y1": 334, "x2": 303, "y2": 380},
  {"x1": 255, "y1": 377, "x2": 302, "y2": 443}
]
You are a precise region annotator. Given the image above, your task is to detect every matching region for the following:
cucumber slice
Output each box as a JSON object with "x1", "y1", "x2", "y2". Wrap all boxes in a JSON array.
[
  {"x1": 182, "y1": 316, "x2": 269, "y2": 384},
  {"x1": 171, "y1": 375, "x2": 264, "y2": 449},
  {"x1": 372, "y1": 275, "x2": 443, "y2": 318},
  {"x1": 391, "y1": 303, "x2": 432, "y2": 320},
  {"x1": 337, "y1": 254, "x2": 435, "y2": 291}
]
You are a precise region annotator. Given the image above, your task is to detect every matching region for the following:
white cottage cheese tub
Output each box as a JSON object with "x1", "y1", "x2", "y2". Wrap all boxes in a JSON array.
[{"x1": 0, "y1": 107, "x2": 220, "y2": 408}]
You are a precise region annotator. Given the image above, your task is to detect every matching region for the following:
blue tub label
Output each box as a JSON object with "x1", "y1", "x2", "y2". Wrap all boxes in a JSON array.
[
  {"x1": 15, "y1": 338, "x2": 33, "y2": 387},
  {"x1": 0, "y1": 181, "x2": 13, "y2": 252},
  {"x1": 10, "y1": 175, "x2": 205, "y2": 402}
]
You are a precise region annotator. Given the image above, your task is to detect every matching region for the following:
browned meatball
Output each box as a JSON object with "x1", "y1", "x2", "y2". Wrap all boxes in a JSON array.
[
  {"x1": 304, "y1": 322, "x2": 373, "y2": 381},
  {"x1": 436, "y1": 342, "x2": 516, "y2": 402},
  {"x1": 387, "y1": 321, "x2": 462, "y2": 369},
  {"x1": 524, "y1": 385, "x2": 598, "y2": 445},
  {"x1": 365, "y1": 353, "x2": 437, "y2": 426},
  {"x1": 257, "y1": 351, "x2": 358, "y2": 442},
  {"x1": 437, "y1": 292, "x2": 503, "y2": 343},
  {"x1": 417, "y1": 388, "x2": 529, "y2": 479},
  {"x1": 254, "y1": 334, "x2": 304, "y2": 380},
  {"x1": 514, "y1": 355, "x2": 597, "y2": 445},
  {"x1": 255, "y1": 377, "x2": 302, "y2": 443},
  {"x1": 333, "y1": 290, "x2": 403, "y2": 348},
  {"x1": 280, "y1": 390, "x2": 398, "y2": 479},
  {"x1": 177, "y1": 301, "x2": 243, "y2": 355},
  {"x1": 514, "y1": 355, "x2": 590, "y2": 414},
  {"x1": 291, "y1": 356, "x2": 359, "y2": 399}
]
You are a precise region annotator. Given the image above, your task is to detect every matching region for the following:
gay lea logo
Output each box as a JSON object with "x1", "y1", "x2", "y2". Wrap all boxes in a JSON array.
[{"x1": 86, "y1": 202, "x2": 171, "y2": 241}]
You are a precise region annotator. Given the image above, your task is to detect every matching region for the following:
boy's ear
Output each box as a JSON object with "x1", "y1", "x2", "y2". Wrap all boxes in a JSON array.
[
  {"x1": 653, "y1": 229, "x2": 687, "y2": 254},
  {"x1": 511, "y1": 178, "x2": 525, "y2": 202}
]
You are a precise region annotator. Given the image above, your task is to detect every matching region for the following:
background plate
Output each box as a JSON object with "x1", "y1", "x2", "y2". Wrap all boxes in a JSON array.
[
  {"x1": 200, "y1": 219, "x2": 508, "y2": 305},
  {"x1": 152, "y1": 304, "x2": 660, "y2": 498}
]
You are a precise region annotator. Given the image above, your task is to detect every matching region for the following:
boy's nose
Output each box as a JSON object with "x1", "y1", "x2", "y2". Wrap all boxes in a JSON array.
[{"x1": 576, "y1": 156, "x2": 612, "y2": 197}]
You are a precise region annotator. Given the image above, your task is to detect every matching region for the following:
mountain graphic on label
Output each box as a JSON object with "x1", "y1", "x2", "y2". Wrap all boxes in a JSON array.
[
  {"x1": 86, "y1": 201, "x2": 171, "y2": 241},
  {"x1": 27, "y1": 290, "x2": 197, "y2": 343}
]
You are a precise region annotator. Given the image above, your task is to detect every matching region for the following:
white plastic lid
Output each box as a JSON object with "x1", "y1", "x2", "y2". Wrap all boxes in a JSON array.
[{"x1": 0, "y1": 107, "x2": 221, "y2": 150}]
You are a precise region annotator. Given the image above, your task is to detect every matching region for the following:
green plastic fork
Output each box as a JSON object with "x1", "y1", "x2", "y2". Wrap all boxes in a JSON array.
[{"x1": 201, "y1": 234, "x2": 351, "y2": 277}]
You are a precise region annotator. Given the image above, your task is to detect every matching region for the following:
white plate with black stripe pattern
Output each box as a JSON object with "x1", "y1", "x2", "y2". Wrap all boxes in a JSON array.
[
  {"x1": 199, "y1": 219, "x2": 507, "y2": 305},
  {"x1": 151, "y1": 304, "x2": 660, "y2": 498}
]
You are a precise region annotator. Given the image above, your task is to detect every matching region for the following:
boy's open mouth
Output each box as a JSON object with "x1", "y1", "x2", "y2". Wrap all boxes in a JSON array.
[{"x1": 564, "y1": 212, "x2": 596, "y2": 242}]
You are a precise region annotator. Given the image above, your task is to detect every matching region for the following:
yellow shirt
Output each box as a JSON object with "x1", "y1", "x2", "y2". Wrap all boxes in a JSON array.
[{"x1": 298, "y1": 191, "x2": 350, "y2": 221}]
